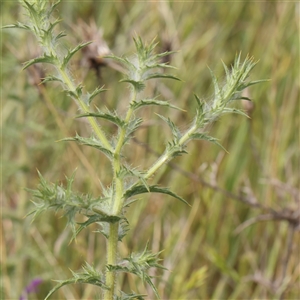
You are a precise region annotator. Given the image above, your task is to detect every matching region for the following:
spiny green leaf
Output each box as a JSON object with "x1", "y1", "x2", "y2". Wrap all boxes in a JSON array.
[
  {"x1": 189, "y1": 132, "x2": 228, "y2": 152},
  {"x1": 107, "y1": 37, "x2": 179, "y2": 93},
  {"x1": 107, "y1": 244, "x2": 166, "y2": 299},
  {"x1": 76, "y1": 84, "x2": 83, "y2": 97},
  {"x1": 115, "y1": 291, "x2": 146, "y2": 300},
  {"x1": 86, "y1": 86, "x2": 107, "y2": 105},
  {"x1": 61, "y1": 42, "x2": 92, "y2": 69},
  {"x1": 105, "y1": 54, "x2": 136, "y2": 72},
  {"x1": 118, "y1": 165, "x2": 149, "y2": 192},
  {"x1": 97, "y1": 222, "x2": 109, "y2": 239},
  {"x1": 237, "y1": 79, "x2": 270, "y2": 91},
  {"x1": 123, "y1": 198, "x2": 141, "y2": 208},
  {"x1": 22, "y1": 0, "x2": 40, "y2": 22},
  {"x1": 66, "y1": 170, "x2": 76, "y2": 198},
  {"x1": 120, "y1": 79, "x2": 145, "y2": 92},
  {"x1": 41, "y1": 18, "x2": 61, "y2": 39},
  {"x1": 96, "y1": 217, "x2": 129, "y2": 241},
  {"x1": 150, "y1": 62, "x2": 177, "y2": 70},
  {"x1": 47, "y1": 0, "x2": 61, "y2": 18},
  {"x1": 118, "y1": 218, "x2": 130, "y2": 241},
  {"x1": 234, "y1": 52, "x2": 242, "y2": 67},
  {"x1": 45, "y1": 262, "x2": 108, "y2": 300},
  {"x1": 166, "y1": 140, "x2": 188, "y2": 157},
  {"x1": 77, "y1": 110, "x2": 125, "y2": 127},
  {"x1": 221, "y1": 59, "x2": 231, "y2": 82},
  {"x1": 123, "y1": 185, "x2": 189, "y2": 206},
  {"x1": 23, "y1": 54, "x2": 58, "y2": 70},
  {"x1": 54, "y1": 31, "x2": 66, "y2": 41},
  {"x1": 124, "y1": 118, "x2": 143, "y2": 144},
  {"x1": 239, "y1": 97, "x2": 252, "y2": 101},
  {"x1": 208, "y1": 66, "x2": 222, "y2": 103},
  {"x1": 133, "y1": 36, "x2": 158, "y2": 61},
  {"x1": 130, "y1": 98, "x2": 184, "y2": 112},
  {"x1": 194, "y1": 93, "x2": 201, "y2": 108},
  {"x1": 156, "y1": 114, "x2": 181, "y2": 141},
  {"x1": 221, "y1": 107, "x2": 250, "y2": 118},
  {"x1": 26, "y1": 171, "x2": 108, "y2": 235},
  {"x1": 64, "y1": 84, "x2": 83, "y2": 99},
  {"x1": 99, "y1": 182, "x2": 113, "y2": 199},
  {"x1": 73, "y1": 214, "x2": 122, "y2": 241},
  {"x1": 193, "y1": 94, "x2": 207, "y2": 126},
  {"x1": 106, "y1": 264, "x2": 127, "y2": 272},
  {"x1": 61, "y1": 134, "x2": 113, "y2": 159},
  {"x1": 2, "y1": 22, "x2": 31, "y2": 30},
  {"x1": 154, "y1": 50, "x2": 177, "y2": 59},
  {"x1": 143, "y1": 73, "x2": 181, "y2": 82},
  {"x1": 41, "y1": 75, "x2": 63, "y2": 84}
]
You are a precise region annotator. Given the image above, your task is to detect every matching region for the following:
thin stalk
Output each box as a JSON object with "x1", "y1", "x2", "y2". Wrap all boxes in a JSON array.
[
  {"x1": 145, "y1": 124, "x2": 197, "y2": 180},
  {"x1": 104, "y1": 223, "x2": 119, "y2": 300},
  {"x1": 26, "y1": 12, "x2": 112, "y2": 152},
  {"x1": 112, "y1": 105, "x2": 136, "y2": 214},
  {"x1": 58, "y1": 67, "x2": 112, "y2": 151},
  {"x1": 35, "y1": 82, "x2": 101, "y2": 186},
  {"x1": 104, "y1": 90, "x2": 137, "y2": 299}
]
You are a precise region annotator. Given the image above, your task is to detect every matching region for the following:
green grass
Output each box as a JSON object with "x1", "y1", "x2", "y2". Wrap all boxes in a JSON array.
[{"x1": 1, "y1": 1, "x2": 299, "y2": 299}]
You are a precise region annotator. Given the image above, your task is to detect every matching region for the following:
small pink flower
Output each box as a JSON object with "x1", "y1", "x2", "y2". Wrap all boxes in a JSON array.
[{"x1": 19, "y1": 278, "x2": 43, "y2": 300}]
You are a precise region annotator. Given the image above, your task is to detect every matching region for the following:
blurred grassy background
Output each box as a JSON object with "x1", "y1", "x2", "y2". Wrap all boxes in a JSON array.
[{"x1": 1, "y1": 1, "x2": 299, "y2": 299}]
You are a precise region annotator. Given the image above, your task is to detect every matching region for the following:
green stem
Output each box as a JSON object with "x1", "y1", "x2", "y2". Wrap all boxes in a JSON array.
[
  {"x1": 104, "y1": 102, "x2": 197, "y2": 300},
  {"x1": 112, "y1": 90, "x2": 137, "y2": 215},
  {"x1": 104, "y1": 90, "x2": 137, "y2": 299},
  {"x1": 145, "y1": 123, "x2": 197, "y2": 180},
  {"x1": 104, "y1": 223, "x2": 119, "y2": 300},
  {"x1": 23, "y1": 3, "x2": 112, "y2": 152},
  {"x1": 24, "y1": 6, "x2": 116, "y2": 298},
  {"x1": 58, "y1": 67, "x2": 112, "y2": 151}
]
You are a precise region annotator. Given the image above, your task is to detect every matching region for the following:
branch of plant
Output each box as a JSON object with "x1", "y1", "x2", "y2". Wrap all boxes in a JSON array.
[
  {"x1": 5, "y1": 2, "x2": 269, "y2": 300},
  {"x1": 14, "y1": 1, "x2": 112, "y2": 153},
  {"x1": 31, "y1": 69, "x2": 104, "y2": 186},
  {"x1": 132, "y1": 137, "x2": 300, "y2": 231},
  {"x1": 57, "y1": 67, "x2": 112, "y2": 151},
  {"x1": 104, "y1": 91, "x2": 138, "y2": 299}
]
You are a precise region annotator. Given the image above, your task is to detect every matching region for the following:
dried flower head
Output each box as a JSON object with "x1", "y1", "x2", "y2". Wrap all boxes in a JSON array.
[{"x1": 71, "y1": 19, "x2": 111, "y2": 77}]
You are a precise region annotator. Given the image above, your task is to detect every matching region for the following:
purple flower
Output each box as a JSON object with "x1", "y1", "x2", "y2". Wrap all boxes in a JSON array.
[{"x1": 19, "y1": 278, "x2": 43, "y2": 300}]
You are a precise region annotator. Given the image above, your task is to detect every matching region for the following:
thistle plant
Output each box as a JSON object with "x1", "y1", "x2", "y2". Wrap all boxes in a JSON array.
[{"x1": 5, "y1": 1, "x2": 265, "y2": 299}]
